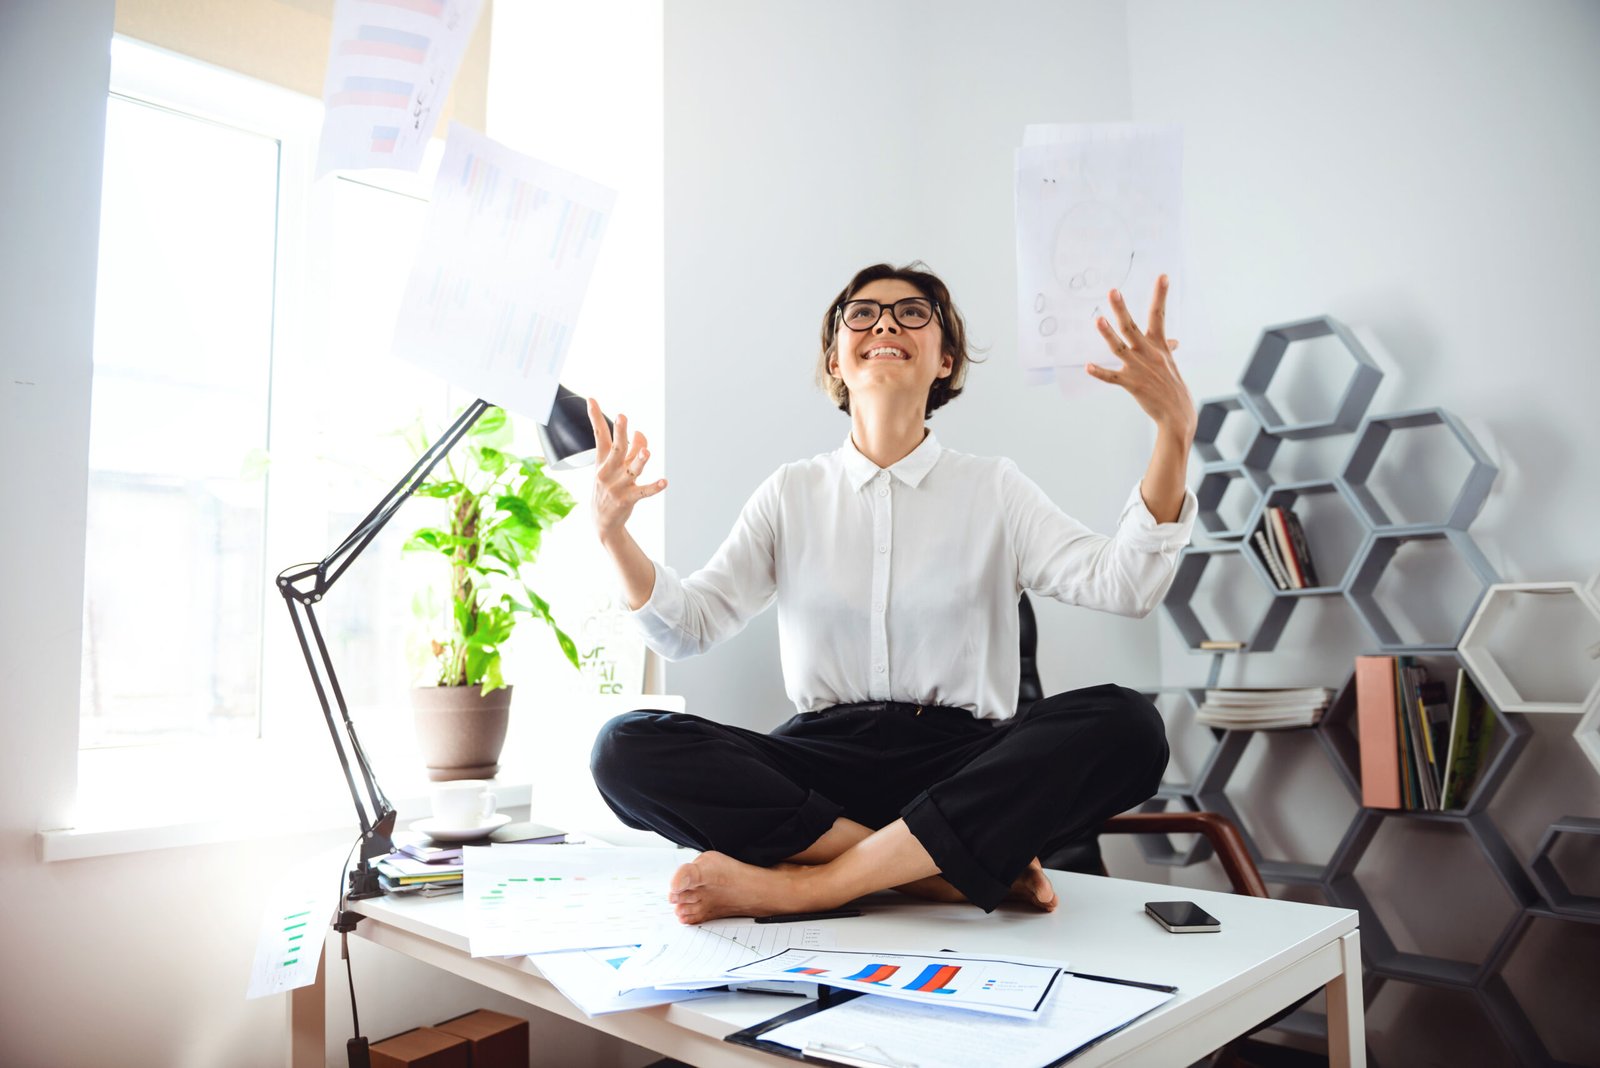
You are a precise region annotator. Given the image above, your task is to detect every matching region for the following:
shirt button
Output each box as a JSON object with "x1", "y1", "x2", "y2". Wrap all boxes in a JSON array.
[
  {"x1": 878, "y1": 545, "x2": 887, "y2": 553},
  {"x1": 875, "y1": 664, "x2": 885, "y2": 673},
  {"x1": 873, "y1": 603, "x2": 884, "y2": 612},
  {"x1": 878, "y1": 487, "x2": 888, "y2": 497}
]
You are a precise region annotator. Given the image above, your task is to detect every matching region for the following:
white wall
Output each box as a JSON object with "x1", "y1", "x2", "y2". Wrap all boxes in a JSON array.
[
  {"x1": 661, "y1": 0, "x2": 1163, "y2": 731},
  {"x1": 1129, "y1": 1, "x2": 1600, "y2": 1064}
]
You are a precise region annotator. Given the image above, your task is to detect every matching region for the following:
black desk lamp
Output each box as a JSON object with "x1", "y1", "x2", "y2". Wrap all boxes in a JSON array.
[{"x1": 275, "y1": 384, "x2": 606, "y2": 900}]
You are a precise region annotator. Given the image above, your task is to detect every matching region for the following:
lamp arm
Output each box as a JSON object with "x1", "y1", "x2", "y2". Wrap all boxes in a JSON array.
[{"x1": 275, "y1": 398, "x2": 494, "y2": 898}]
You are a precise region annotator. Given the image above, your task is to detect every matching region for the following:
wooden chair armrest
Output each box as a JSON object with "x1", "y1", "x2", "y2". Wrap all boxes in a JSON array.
[{"x1": 1101, "y1": 811, "x2": 1269, "y2": 898}]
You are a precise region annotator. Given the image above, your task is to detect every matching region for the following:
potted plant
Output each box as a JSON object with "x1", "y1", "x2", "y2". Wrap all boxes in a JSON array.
[{"x1": 404, "y1": 405, "x2": 580, "y2": 781}]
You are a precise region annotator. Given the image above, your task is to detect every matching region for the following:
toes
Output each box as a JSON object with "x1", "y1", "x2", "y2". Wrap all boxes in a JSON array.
[{"x1": 669, "y1": 861, "x2": 702, "y2": 893}]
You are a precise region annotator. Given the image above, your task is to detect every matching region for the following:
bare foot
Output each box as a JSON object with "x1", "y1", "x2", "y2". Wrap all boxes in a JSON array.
[
  {"x1": 669, "y1": 852, "x2": 835, "y2": 924},
  {"x1": 890, "y1": 859, "x2": 1059, "y2": 910},
  {"x1": 1007, "y1": 858, "x2": 1059, "y2": 911}
]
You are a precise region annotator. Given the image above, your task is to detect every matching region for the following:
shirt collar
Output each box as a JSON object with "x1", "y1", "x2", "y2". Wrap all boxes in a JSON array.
[{"x1": 840, "y1": 430, "x2": 943, "y2": 490}]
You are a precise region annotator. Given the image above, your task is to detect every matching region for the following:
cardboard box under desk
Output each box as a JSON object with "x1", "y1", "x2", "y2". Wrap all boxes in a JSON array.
[
  {"x1": 432, "y1": 1008, "x2": 529, "y2": 1068},
  {"x1": 369, "y1": 1026, "x2": 470, "y2": 1068}
]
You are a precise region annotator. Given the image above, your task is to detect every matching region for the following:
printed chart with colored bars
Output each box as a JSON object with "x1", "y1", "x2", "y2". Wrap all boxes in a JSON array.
[{"x1": 726, "y1": 948, "x2": 1064, "y2": 1019}]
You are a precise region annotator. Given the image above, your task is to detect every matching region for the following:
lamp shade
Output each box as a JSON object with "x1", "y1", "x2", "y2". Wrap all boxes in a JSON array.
[{"x1": 537, "y1": 384, "x2": 608, "y2": 469}]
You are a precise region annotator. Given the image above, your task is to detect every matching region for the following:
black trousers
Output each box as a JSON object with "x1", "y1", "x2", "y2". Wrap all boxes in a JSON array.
[{"x1": 589, "y1": 684, "x2": 1168, "y2": 912}]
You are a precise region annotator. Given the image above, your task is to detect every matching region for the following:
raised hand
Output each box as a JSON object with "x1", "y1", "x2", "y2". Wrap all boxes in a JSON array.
[
  {"x1": 1085, "y1": 274, "x2": 1197, "y2": 442},
  {"x1": 587, "y1": 398, "x2": 667, "y2": 545}
]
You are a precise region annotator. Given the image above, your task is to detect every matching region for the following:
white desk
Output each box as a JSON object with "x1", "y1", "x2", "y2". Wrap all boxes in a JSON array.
[{"x1": 290, "y1": 869, "x2": 1363, "y2": 1068}]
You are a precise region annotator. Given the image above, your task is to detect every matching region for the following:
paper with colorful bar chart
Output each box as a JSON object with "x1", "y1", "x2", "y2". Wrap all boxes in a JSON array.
[
  {"x1": 317, "y1": 0, "x2": 484, "y2": 176},
  {"x1": 462, "y1": 844, "x2": 687, "y2": 957},
  {"x1": 391, "y1": 123, "x2": 617, "y2": 423},
  {"x1": 725, "y1": 948, "x2": 1065, "y2": 1018}
]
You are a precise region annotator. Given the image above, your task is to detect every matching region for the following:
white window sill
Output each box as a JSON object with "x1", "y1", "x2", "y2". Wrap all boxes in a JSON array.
[{"x1": 39, "y1": 740, "x2": 533, "y2": 863}]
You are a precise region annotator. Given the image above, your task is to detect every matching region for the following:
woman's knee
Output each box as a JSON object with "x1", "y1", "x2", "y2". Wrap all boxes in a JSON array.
[
  {"x1": 589, "y1": 709, "x2": 681, "y2": 792},
  {"x1": 1104, "y1": 686, "x2": 1170, "y2": 789}
]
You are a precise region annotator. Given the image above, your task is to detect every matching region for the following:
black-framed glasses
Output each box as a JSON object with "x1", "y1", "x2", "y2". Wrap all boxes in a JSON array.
[{"x1": 837, "y1": 297, "x2": 941, "y2": 331}]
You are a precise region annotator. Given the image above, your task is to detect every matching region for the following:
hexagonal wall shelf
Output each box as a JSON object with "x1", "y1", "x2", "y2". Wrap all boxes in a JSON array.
[
  {"x1": 1325, "y1": 809, "x2": 1538, "y2": 987},
  {"x1": 1527, "y1": 816, "x2": 1600, "y2": 921},
  {"x1": 1242, "y1": 480, "x2": 1369, "y2": 595},
  {"x1": 1195, "y1": 727, "x2": 1358, "y2": 886},
  {"x1": 1239, "y1": 315, "x2": 1383, "y2": 438},
  {"x1": 1458, "y1": 582, "x2": 1600, "y2": 714},
  {"x1": 1345, "y1": 529, "x2": 1500, "y2": 651},
  {"x1": 1337, "y1": 408, "x2": 1498, "y2": 533},
  {"x1": 1576, "y1": 690, "x2": 1600, "y2": 786},
  {"x1": 1193, "y1": 394, "x2": 1280, "y2": 468},
  {"x1": 1162, "y1": 545, "x2": 1295, "y2": 653},
  {"x1": 1196, "y1": 464, "x2": 1272, "y2": 540}
]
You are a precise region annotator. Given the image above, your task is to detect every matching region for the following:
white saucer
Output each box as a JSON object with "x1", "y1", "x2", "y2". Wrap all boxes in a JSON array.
[{"x1": 410, "y1": 812, "x2": 513, "y2": 842}]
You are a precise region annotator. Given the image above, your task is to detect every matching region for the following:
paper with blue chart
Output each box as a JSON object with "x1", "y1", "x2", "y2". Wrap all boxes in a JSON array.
[
  {"x1": 726, "y1": 948, "x2": 1064, "y2": 1018},
  {"x1": 1014, "y1": 123, "x2": 1182, "y2": 394},
  {"x1": 317, "y1": 0, "x2": 484, "y2": 177},
  {"x1": 391, "y1": 123, "x2": 617, "y2": 424},
  {"x1": 614, "y1": 919, "x2": 837, "y2": 992}
]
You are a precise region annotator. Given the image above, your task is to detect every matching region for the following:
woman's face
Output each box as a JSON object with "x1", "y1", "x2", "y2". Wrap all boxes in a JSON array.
[{"x1": 828, "y1": 278, "x2": 953, "y2": 409}]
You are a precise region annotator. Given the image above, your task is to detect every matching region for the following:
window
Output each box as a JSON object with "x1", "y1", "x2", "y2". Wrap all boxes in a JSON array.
[{"x1": 82, "y1": 38, "x2": 452, "y2": 758}]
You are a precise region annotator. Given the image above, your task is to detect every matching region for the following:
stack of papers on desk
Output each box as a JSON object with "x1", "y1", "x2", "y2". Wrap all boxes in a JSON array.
[{"x1": 376, "y1": 853, "x2": 464, "y2": 896}]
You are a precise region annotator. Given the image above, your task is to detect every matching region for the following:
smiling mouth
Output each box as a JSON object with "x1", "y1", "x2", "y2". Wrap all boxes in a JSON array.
[{"x1": 863, "y1": 346, "x2": 911, "y2": 360}]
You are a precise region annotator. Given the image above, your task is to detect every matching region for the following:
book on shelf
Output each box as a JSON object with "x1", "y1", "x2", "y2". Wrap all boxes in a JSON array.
[
  {"x1": 1251, "y1": 529, "x2": 1291, "y2": 590},
  {"x1": 1354, "y1": 655, "x2": 1402, "y2": 809},
  {"x1": 1280, "y1": 508, "x2": 1321, "y2": 588},
  {"x1": 1195, "y1": 686, "x2": 1333, "y2": 729},
  {"x1": 1356, "y1": 656, "x2": 1496, "y2": 812},
  {"x1": 1267, "y1": 507, "x2": 1304, "y2": 589},
  {"x1": 1439, "y1": 669, "x2": 1497, "y2": 810}
]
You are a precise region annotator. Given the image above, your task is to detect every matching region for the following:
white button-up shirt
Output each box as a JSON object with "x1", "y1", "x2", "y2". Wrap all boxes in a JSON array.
[{"x1": 630, "y1": 432, "x2": 1196, "y2": 721}]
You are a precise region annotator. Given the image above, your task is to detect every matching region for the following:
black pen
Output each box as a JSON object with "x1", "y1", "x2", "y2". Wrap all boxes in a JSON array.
[{"x1": 753, "y1": 907, "x2": 863, "y2": 924}]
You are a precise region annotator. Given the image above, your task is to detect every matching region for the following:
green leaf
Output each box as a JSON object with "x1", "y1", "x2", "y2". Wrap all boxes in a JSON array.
[
  {"x1": 414, "y1": 480, "x2": 466, "y2": 499},
  {"x1": 495, "y1": 495, "x2": 538, "y2": 528},
  {"x1": 521, "y1": 476, "x2": 577, "y2": 526},
  {"x1": 473, "y1": 445, "x2": 509, "y2": 476},
  {"x1": 550, "y1": 621, "x2": 580, "y2": 670},
  {"x1": 468, "y1": 405, "x2": 508, "y2": 438},
  {"x1": 480, "y1": 656, "x2": 505, "y2": 694}
]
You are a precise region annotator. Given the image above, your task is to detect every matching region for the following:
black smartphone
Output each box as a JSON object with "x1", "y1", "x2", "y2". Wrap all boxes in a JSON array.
[{"x1": 1145, "y1": 900, "x2": 1221, "y2": 933}]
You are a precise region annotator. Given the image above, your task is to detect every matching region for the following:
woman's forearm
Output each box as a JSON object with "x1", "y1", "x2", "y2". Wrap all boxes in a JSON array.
[
  {"x1": 601, "y1": 526, "x2": 657, "y2": 610},
  {"x1": 1139, "y1": 424, "x2": 1193, "y2": 523}
]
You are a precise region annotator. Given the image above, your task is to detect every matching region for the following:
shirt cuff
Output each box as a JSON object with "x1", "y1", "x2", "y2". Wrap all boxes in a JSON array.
[
  {"x1": 628, "y1": 559, "x2": 684, "y2": 630},
  {"x1": 1116, "y1": 482, "x2": 1197, "y2": 553}
]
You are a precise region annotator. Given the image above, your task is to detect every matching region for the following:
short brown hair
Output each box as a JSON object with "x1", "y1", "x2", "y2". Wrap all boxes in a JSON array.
[{"x1": 817, "y1": 262, "x2": 975, "y2": 418}]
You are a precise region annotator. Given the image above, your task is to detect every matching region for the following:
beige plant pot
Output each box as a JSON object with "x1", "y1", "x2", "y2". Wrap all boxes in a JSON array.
[{"x1": 410, "y1": 684, "x2": 513, "y2": 782}]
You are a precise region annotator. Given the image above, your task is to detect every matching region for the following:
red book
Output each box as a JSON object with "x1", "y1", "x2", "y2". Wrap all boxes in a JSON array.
[
  {"x1": 1269, "y1": 506, "x2": 1307, "y2": 589},
  {"x1": 1355, "y1": 656, "x2": 1402, "y2": 809}
]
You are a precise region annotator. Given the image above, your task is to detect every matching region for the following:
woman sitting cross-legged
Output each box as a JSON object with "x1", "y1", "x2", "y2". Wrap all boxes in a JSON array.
[{"x1": 586, "y1": 261, "x2": 1197, "y2": 923}]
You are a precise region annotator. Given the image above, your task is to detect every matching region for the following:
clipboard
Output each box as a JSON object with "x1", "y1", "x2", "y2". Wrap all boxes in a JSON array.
[{"x1": 724, "y1": 971, "x2": 1178, "y2": 1068}]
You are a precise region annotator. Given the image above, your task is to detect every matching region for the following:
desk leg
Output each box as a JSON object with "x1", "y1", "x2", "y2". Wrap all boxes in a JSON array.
[
  {"x1": 287, "y1": 933, "x2": 328, "y2": 1068},
  {"x1": 1325, "y1": 929, "x2": 1365, "y2": 1068}
]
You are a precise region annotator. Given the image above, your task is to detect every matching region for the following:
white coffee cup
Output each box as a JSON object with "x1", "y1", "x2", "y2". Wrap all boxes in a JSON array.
[{"x1": 430, "y1": 779, "x2": 497, "y2": 828}]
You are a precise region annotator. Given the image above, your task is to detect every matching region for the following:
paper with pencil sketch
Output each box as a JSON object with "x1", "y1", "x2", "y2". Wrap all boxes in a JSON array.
[
  {"x1": 726, "y1": 948, "x2": 1065, "y2": 1018},
  {"x1": 758, "y1": 972, "x2": 1175, "y2": 1068},
  {"x1": 613, "y1": 920, "x2": 837, "y2": 993},
  {"x1": 1014, "y1": 123, "x2": 1183, "y2": 387},
  {"x1": 462, "y1": 844, "x2": 687, "y2": 956}
]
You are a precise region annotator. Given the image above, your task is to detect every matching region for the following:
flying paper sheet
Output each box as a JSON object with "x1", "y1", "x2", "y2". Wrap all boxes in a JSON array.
[
  {"x1": 463, "y1": 844, "x2": 686, "y2": 957},
  {"x1": 244, "y1": 861, "x2": 343, "y2": 999},
  {"x1": 391, "y1": 124, "x2": 617, "y2": 423},
  {"x1": 1014, "y1": 124, "x2": 1182, "y2": 390},
  {"x1": 317, "y1": 0, "x2": 483, "y2": 177},
  {"x1": 726, "y1": 948, "x2": 1064, "y2": 1019}
]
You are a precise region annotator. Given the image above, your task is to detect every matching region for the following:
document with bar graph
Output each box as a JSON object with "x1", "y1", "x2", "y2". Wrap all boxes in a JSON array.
[{"x1": 725, "y1": 948, "x2": 1066, "y2": 1018}]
